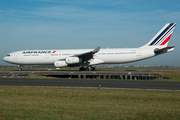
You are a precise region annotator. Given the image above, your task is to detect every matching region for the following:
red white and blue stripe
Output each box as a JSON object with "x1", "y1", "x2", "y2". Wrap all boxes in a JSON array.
[{"x1": 148, "y1": 23, "x2": 176, "y2": 46}]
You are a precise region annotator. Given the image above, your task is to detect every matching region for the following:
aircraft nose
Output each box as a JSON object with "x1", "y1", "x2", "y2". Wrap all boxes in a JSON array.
[
  {"x1": 3, "y1": 56, "x2": 8, "y2": 62},
  {"x1": 3, "y1": 57, "x2": 6, "y2": 61}
]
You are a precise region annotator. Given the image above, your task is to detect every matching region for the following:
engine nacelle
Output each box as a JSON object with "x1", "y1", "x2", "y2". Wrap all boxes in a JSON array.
[
  {"x1": 65, "y1": 57, "x2": 82, "y2": 64},
  {"x1": 54, "y1": 61, "x2": 67, "y2": 67}
]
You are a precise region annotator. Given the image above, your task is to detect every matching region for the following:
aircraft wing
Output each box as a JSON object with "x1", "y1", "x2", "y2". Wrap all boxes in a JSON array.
[
  {"x1": 73, "y1": 46, "x2": 100, "y2": 62},
  {"x1": 154, "y1": 46, "x2": 175, "y2": 55}
]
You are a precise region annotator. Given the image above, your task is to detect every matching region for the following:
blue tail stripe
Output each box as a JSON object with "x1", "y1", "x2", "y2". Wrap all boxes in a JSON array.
[
  {"x1": 149, "y1": 23, "x2": 174, "y2": 46},
  {"x1": 154, "y1": 25, "x2": 175, "y2": 45}
]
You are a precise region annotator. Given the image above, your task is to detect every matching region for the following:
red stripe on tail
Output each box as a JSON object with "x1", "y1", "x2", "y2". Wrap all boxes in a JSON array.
[{"x1": 160, "y1": 34, "x2": 172, "y2": 46}]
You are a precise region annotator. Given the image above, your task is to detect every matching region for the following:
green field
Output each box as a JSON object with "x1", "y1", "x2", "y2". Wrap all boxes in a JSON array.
[{"x1": 0, "y1": 86, "x2": 180, "y2": 120}]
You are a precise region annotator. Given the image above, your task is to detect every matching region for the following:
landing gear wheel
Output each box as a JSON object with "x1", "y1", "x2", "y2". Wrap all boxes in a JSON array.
[
  {"x1": 18, "y1": 68, "x2": 22, "y2": 71},
  {"x1": 18, "y1": 65, "x2": 22, "y2": 71},
  {"x1": 92, "y1": 67, "x2": 95, "y2": 71},
  {"x1": 79, "y1": 67, "x2": 95, "y2": 71},
  {"x1": 85, "y1": 67, "x2": 90, "y2": 71},
  {"x1": 79, "y1": 67, "x2": 85, "y2": 71}
]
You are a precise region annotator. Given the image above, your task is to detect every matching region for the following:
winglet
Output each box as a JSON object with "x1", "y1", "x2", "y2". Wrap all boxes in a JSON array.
[{"x1": 92, "y1": 46, "x2": 100, "y2": 53}]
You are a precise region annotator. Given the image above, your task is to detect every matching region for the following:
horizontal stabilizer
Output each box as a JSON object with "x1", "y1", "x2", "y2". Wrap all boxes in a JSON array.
[{"x1": 154, "y1": 46, "x2": 175, "y2": 55}]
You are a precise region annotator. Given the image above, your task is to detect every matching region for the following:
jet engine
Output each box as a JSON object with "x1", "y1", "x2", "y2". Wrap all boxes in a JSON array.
[
  {"x1": 65, "y1": 57, "x2": 82, "y2": 64},
  {"x1": 54, "y1": 61, "x2": 67, "y2": 67}
]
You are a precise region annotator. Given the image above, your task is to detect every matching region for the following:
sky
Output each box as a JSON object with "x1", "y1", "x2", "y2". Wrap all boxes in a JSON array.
[{"x1": 0, "y1": 0, "x2": 180, "y2": 66}]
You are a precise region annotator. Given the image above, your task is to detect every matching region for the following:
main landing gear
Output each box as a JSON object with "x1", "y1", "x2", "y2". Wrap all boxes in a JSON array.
[
  {"x1": 79, "y1": 67, "x2": 95, "y2": 71},
  {"x1": 18, "y1": 65, "x2": 22, "y2": 71}
]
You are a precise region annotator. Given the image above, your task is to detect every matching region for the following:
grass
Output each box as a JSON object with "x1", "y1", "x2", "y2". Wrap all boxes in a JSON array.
[
  {"x1": 26, "y1": 74, "x2": 58, "y2": 79},
  {"x1": 152, "y1": 78, "x2": 180, "y2": 82},
  {"x1": 0, "y1": 86, "x2": 180, "y2": 120},
  {"x1": 152, "y1": 72, "x2": 180, "y2": 79}
]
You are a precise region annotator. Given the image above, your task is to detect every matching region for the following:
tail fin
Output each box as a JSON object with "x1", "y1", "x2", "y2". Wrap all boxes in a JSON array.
[{"x1": 141, "y1": 23, "x2": 176, "y2": 48}]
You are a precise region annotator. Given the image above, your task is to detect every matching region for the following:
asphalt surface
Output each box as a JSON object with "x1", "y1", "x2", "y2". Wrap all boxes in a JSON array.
[{"x1": 0, "y1": 78, "x2": 180, "y2": 90}]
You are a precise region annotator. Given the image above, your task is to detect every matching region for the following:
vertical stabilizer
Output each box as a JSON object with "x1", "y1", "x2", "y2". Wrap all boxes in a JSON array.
[{"x1": 141, "y1": 23, "x2": 176, "y2": 48}]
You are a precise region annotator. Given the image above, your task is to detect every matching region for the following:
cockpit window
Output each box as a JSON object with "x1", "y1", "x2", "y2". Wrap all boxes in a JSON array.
[{"x1": 7, "y1": 55, "x2": 10, "y2": 57}]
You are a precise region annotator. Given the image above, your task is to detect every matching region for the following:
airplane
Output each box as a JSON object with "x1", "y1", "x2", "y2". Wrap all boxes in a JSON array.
[{"x1": 3, "y1": 23, "x2": 176, "y2": 71}]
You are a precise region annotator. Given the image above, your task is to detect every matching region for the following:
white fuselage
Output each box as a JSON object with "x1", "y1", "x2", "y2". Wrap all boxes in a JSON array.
[
  {"x1": 3, "y1": 47, "x2": 155, "y2": 65},
  {"x1": 3, "y1": 23, "x2": 176, "y2": 69}
]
